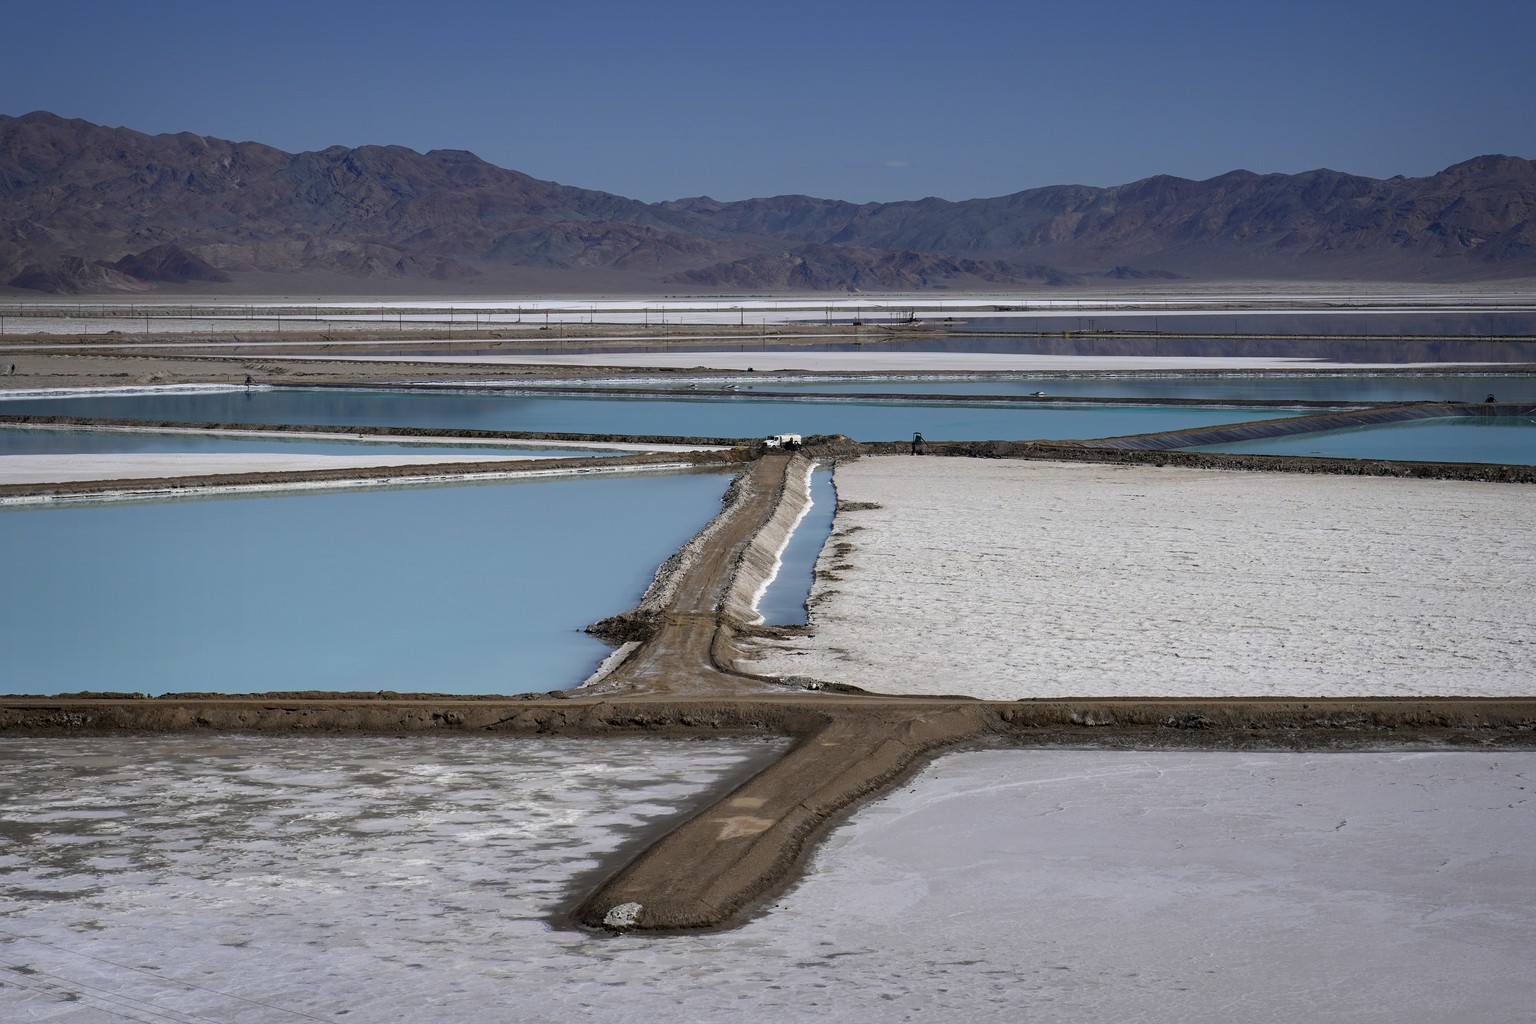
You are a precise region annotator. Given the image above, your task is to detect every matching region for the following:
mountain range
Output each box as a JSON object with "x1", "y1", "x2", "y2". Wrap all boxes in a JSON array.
[{"x1": 2, "y1": 111, "x2": 1533, "y2": 295}]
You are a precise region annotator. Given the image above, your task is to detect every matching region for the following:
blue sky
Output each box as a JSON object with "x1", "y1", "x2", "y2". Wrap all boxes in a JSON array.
[{"x1": 4, "y1": 0, "x2": 1533, "y2": 203}]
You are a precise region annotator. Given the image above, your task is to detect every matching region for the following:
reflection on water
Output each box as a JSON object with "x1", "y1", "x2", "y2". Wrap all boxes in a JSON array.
[
  {"x1": 0, "y1": 470, "x2": 733, "y2": 696},
  {"x1": 1191, "y1": 415, "x2": 1536, "y2": 465}
]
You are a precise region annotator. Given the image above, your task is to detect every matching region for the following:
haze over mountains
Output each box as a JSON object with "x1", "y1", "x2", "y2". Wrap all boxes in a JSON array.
[{"x1": 2, "y1": 111, "x2": 1533, "y2": 296}]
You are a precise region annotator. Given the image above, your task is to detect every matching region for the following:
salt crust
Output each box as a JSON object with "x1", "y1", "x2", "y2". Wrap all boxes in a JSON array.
[
  {"x1": 4, "y1": 739, "x2": 1529, "y2": 1022},
  {"x1": 749, "y1": 457, "x2": 1536, "y2": 698},
  {"x1": 0, "y1": 439, "x2": 723, "y2": 486},
  {"x1": 0, "y1": 451, "x2": 559, "y2": 484}
]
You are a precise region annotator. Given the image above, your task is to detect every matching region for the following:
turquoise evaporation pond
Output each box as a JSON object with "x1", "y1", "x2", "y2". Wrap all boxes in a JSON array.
[
  {"x1": 756, "y1": 463, "x2": 835, "y2": 627},
  {"x1": 610, "y1": 373, "x2": 1536, "y2": 404},
  {"x1": 0, "y1": 426, "x2": 619, "y2": 458},
  {"x1": 0, "y1": 470, "x2": 732, "y2": 696},
  {"x1": 2, "y1": 388, "x2": 1298, "y2": 442},
  {"x1": 1190, "y1": 416, "x2": 1536, "y2": 465}
]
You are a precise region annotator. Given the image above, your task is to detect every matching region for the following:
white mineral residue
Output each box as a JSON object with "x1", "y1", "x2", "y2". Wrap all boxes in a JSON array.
[
  {"x1": 0, "y1": 451, "x2": 565, "y2": 484},
  {"x1": 775, "y1": 749, "x2": 1536, "y2": 1024},
  {"x1": 0, "y1": 736, "x2": 781, "y2": 1022},
  {"x1": 2, "y1": 739, "x2": 1530, "y2": 1022},
  {"x1": 747, "y1": 457, "x2": 1536, "y2": 698}
]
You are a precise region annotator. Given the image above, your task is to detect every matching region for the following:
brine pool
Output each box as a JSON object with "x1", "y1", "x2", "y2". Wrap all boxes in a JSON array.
[
  {"x1": 0, "y1": 469, "x2": 735, "y2": 697},
  {"x1": 2, "y1": 738, "x2": 1530, "y2": 1023},
  {"x1": 554, "y1": 371, "x2": 1536, "y2": 404},
  {"x1": 4, "y1": 379, "x2": 1528, "y2": 697},
  {"x1": 0, "y1": 387, "x2": 1303, "y2": 442},
  {"x1": 10, "y1": 384, "x2": 1533, "y2": 464},
  {"x1": 1190, "y1": 415, "x2": 1536, "y2": 465}
]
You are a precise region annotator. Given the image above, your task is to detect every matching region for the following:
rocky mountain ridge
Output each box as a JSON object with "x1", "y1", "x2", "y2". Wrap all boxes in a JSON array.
[{"x1": 2, "y1": 111, "x2": 1532, "y2": 294}]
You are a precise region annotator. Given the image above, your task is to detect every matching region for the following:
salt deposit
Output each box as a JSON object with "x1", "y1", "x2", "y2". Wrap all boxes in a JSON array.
[
  {"x1": 0, "y1": 450, "x2": 554, "y2": 484},
  {"x1": 3, "y1": 738, "x2": 1529, "y2": 1023},
  {"x1": 747, "y1": 457, "x2": 1536, "y2": 697},
  {"x1": 772, "y1": 748, "x2": 1536, "y2": 1024}
]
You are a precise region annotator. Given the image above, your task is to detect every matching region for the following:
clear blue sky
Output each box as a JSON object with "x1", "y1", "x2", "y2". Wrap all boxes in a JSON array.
[{"x1": 4, "y1": 0, "x2": 1533, "y2": 203}]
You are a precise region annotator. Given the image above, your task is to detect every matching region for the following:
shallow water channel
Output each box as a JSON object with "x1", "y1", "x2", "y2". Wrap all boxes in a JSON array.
[
  {"x1": 755, "y1": 462, "x2": 836, "y2": 626},
  {"x1": 0, "y1": 469, "x2": 733, "y2": 696}
]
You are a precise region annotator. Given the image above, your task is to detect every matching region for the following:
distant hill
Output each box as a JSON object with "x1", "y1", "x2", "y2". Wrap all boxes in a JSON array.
[{"x1": 2, "y1": 111, "x2": 1532, "y2": 294}]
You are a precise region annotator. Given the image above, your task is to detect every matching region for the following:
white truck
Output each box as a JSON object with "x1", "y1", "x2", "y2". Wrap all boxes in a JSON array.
[{"x1": 762, "y1": 433, "x2": 802, "y2": 450}]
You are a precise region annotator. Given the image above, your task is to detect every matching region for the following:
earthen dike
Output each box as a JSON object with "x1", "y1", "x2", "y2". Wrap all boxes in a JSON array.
[{"x1": 4, "y1": 436, "x2": 1534, "y2": 934}]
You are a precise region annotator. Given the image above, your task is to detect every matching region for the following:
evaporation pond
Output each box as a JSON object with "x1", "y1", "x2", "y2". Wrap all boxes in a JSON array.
[
  {"x1": 0, "y1": 426, "x2": 619, "y2": 458},
  {"x1": 575, "y1": 373, "x2": 1536, "y2": 404},
  {"x1": 1190, "y1": 415, "x2": 1536, "y2": 465},
  {"x1": 2, "y1": 388, "x2": 1297, "y2": 441},
  {"x1": 0, "y1": 469, "x2": 732, "y2": 695}
]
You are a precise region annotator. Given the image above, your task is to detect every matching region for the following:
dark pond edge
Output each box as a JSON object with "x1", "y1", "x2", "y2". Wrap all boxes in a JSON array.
[{"x1": 1089, "y1": 401, "x2": 1536, "y2": 451}]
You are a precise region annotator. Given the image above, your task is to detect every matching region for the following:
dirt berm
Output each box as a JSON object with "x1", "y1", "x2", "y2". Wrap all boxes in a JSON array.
[
  {"x1": 5, "y1": 447, "x2": 1534, "y2": 934},
  {"x1": 4, "y1": 692, "x2": 1534, "y2": 934}
]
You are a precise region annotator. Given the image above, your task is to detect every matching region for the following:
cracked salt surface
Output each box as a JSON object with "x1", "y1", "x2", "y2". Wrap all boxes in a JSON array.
[
  {"x1": 0, "y1": 736, "x2": 782, "y2": 1021},
  {"x1": 2, "y1": 739, "x2": 1531, "y2": 1023}
]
